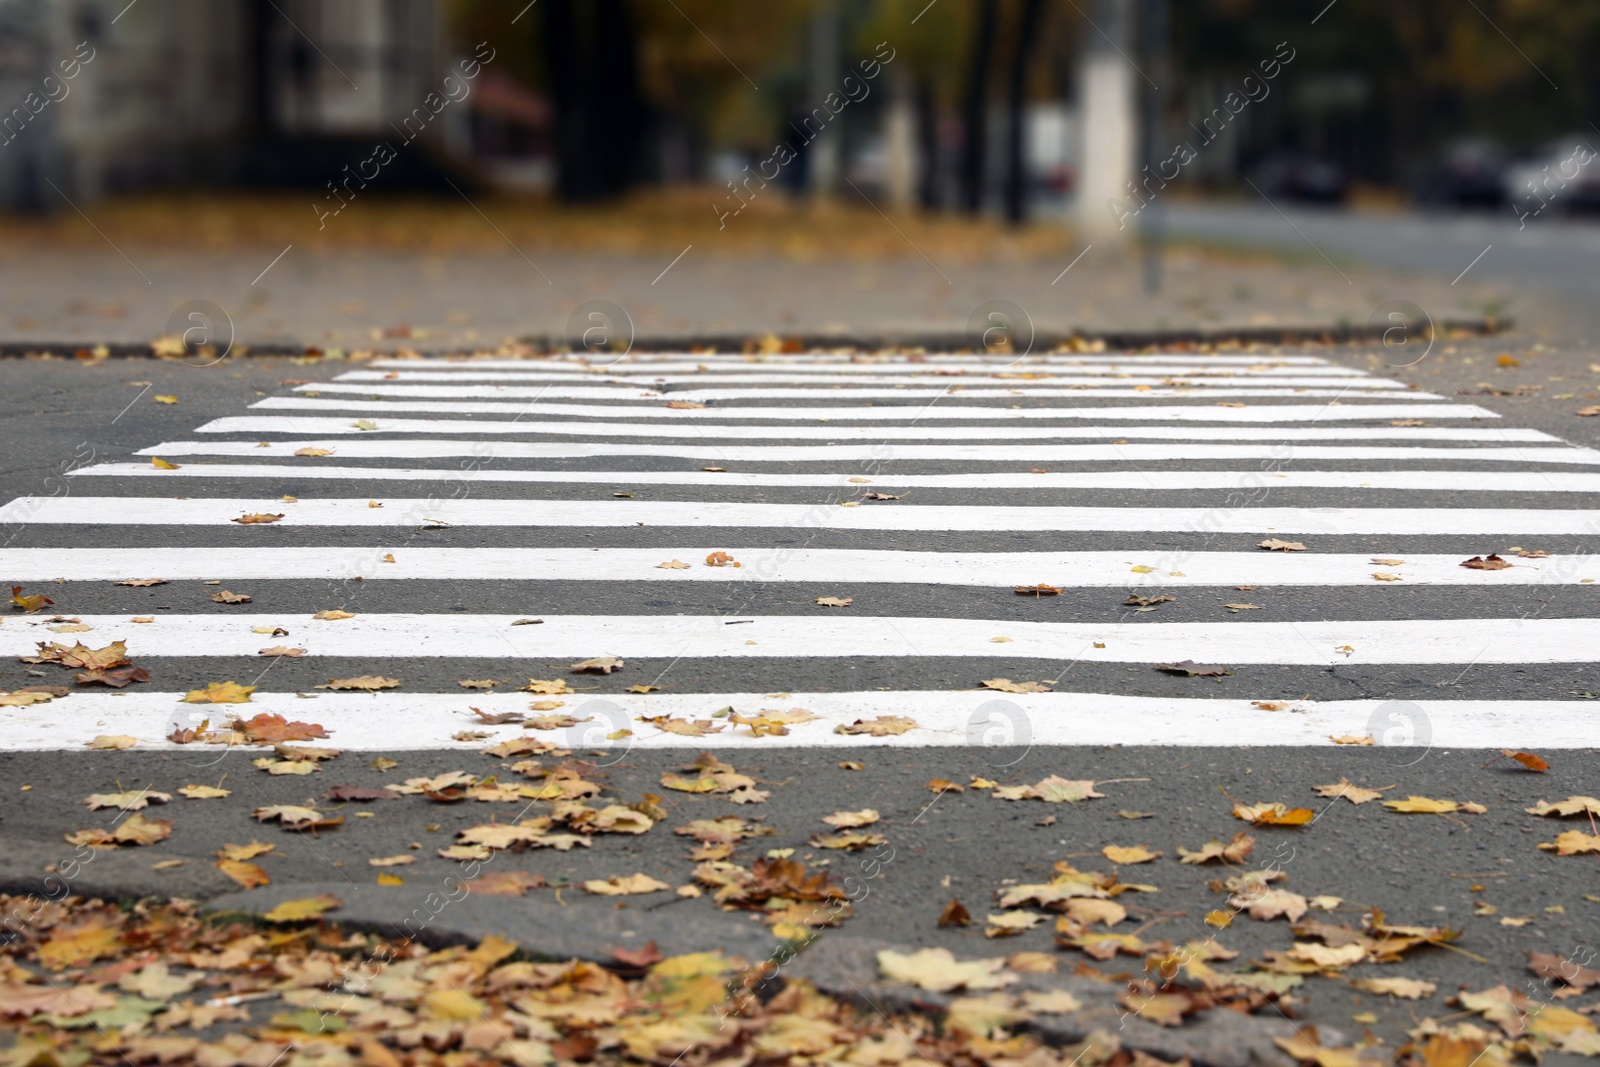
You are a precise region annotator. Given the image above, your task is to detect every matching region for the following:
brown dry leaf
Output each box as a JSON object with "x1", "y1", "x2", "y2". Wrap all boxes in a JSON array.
[
  {"x1": 1328, "y1": 734, "x2": 1376, "y2": 746},
  {"x1": 234, "y1": 712, "x2": 327, "y2": 743},
  {"x1": 74, "y1": 664, "x2": 150, "y2": 688},
  {"x1": 812, "y1": 830, "x2": 887, "y2": 850},
  {"x1": 1501, "y1": 749, "x2": 1550, "y2": 772},
  {"x1": 464, "y1": 870, "x2": 548, "y2": 896},
  {"x1": 994, "y1": 776, "x2": 1106, "y2": 803},
  {"x1": 313, "y1": 609, "x2": 355, "y2": 620},
  {"x1": 980, "y1": 677, "x2": 1050, "y2": 694},
  {"x1": 875, "y1": 947, "x2": 1016, "y2": 993},
  {"x1": 1539, "y1": 831, "x2": 1600, "y2": 856},
  {"x1": 117, "y1": 578, "x2": 167, "y2": 587},
  {"x1": 584, "y1": 873, "x2": 670, "y2": 896},
  {"x1": 257, "y1": 646, "x2": 306, "y2": 658},
  {"x1": 664, "y1": 400, "x2": 706, "y2": 409},
  {"x1": 815, "y1": 596, "x2": 853, "y2": 607},
  {"x1": 524, "y1": 678, "x2": 570, "y2": 694},
  {"x1": 0, "y1": 690, "x2": 58, "y2": 706},
  {"x1": 1312, "y1": 778, "x2": 1391, "y2": 805},
  {"x1": 29, "y1": 639, "x2": 129, "y2": 670},
  {"x1": 704, "y1": 551, "x2": 740, "y2": 568},
  {"x1": 323, "y1": 675, "x2": 400, "y2": 691},
  {"x1": 1102, "y1": 844, "x2": 1161, "y2": 865},
  {"x1": 1014, "y1": 583, "x2": 1061, "y2": 596},
  {"x1": 294, "y1": 447, "x2": 333, "y2": 457},
  {"x1": 1528, "y1": 950, "x2": 1600, "y2": 992},
  {"x1": 834, "y1": 716, "x2": 917, "y2": 736},
  {"x1": 1233, "y1": 801, "x2": 1315, "y2": 826},
  {"x1": 939, "y1": 898, "x2": 973, "y2": 927},
  {"x1": 178, "y1": 784, "x2": 230, "y2": 799},
  {"x1": 1258, "y1": 538, "x2": 1307, "y2": 551},
  {"x1": 215, "y1": 859, "x2": 270, "y2": 889},
  {"x1": 1526, "y1": 796, "x2": 1600, "y2": 817},
  {"x1": 1460, "y1": 553, "x2": 1512, "y2": 570},
  {"x1": 211, "y1": 590, "x2": 252, "y2": 604},
  {"x1": 38, "y1": 924, "x2": 122, "y2": 970},
  {"x1": 570, "y1": 656, "x2": 624, "y2": 673},
  {"x1": 656, "y1": 559, "x2": 691, "y2": 569},
  {"x1": 1176, "y1": 831, "x2": 1256, "y2": 865},
  {"x1": 1232, "y1": 887, "x2": 1308, "y2": 922},
  {"x1": 232, "y1": 513, "x2": 285, "y2": 525},
  {"x1": 10, "y1": 586, "x2": 53, "y2": 612},
  {"x1": 262, "y1": 894, "x2": 342, "y2": 922},
  {"x1": 646, "y1": 716, "x2": 723, "y2": 736},
  {"x1": 253, "y1": 805, "x2": 335, "y2": 831},
  {"x1": 85, "y1": 735, "x2": 137, "y2": 750},
  {"x1": 455, "y1": 679, "x2": 498, "y2": 690},
  {"x1": 182, "y1": 681, "x2": 255, "y2": 704}
]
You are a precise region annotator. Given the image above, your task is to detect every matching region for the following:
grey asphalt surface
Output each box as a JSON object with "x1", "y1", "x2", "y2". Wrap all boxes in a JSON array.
[{"x1": 1, "y1": 337, "x2": 1599, "y2": 1060}]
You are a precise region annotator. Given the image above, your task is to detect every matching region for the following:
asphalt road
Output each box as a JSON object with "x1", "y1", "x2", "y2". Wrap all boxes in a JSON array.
[{"x1": 2, "y1": 338, "x2": 1600, "y2": 1060}]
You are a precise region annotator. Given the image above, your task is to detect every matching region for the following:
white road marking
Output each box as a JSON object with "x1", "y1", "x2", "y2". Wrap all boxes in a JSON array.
[
  {"x1": 137, "y1": 439, "x2": 1596, "y2": 464},
  {"x1": 1, "y1": 690, "x2": 1591, "y2": 750},
  {"x1": 11, "y1": 497, "x2": 1600, "y2": 536},
  {"x1": 3, "y1": 613, "x2": 1595, "y2": 664},
  {"x1": 3, "y1": 546, "x2": 1590, "y2": 584},
  {"x1": 75, "y1": 463, "x2": 1600, "y2": 493}
]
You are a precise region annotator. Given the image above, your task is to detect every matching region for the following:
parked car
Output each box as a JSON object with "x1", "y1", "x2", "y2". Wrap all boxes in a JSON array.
[
  {"x1": 1246, "y1": 152, "x2": 1347, "y2": 204},
  {"x1": 1414, "y1": 138, "x2": 1507, "y2": 209},
  {"x1": 1504, "y1": 135, "x2": 1600, "y2": 215}
]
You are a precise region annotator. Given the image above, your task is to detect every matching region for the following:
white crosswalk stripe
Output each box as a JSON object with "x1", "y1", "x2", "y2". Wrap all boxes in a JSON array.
[{"x1": 7, "y1": 348, "x2": 1598, "y2": 751}]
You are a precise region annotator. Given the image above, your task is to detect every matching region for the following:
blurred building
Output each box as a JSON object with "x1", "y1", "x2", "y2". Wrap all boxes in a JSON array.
[{"x1": 0, "y1": 0, "x2": 451, "y2": 212}]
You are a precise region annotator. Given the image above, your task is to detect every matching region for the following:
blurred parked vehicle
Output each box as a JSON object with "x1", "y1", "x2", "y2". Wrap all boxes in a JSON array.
[
  {"x1": 1414, "y1": 138, "x2": 1507, "y2": 209},
  {"x1": 1246, "y1": 152, "x2": 1347, "y2": 204},
  {"x1": 1504, "y1": 135, "x2": 1600, "y2": 214}
]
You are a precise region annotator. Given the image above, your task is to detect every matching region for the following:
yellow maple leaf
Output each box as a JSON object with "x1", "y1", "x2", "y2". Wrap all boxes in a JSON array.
[
  {"x1": 262, "y1": 894, "x2": 342, "y2": 923},
  {"x1": 1102, "y1": 844, "x2": 1162, "y2": 865},
  {"x1": 182, "y1": 681, "x2": 255, "y2": 704}
]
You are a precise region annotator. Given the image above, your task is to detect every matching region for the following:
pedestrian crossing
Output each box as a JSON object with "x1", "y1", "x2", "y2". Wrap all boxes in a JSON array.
[{"x1": 7, "y1": 348, "x2": 1599, "y2": 751}]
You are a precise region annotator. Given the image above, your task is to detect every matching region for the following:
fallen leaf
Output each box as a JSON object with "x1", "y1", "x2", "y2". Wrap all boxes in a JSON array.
[
  {"x1": 984, "y1": 911, "x2": 1045, "y2": 937},
  {"x1": 812, "y1": 830, "x2": 887, "y2": 850},
  {"x1": 570, "y1": 656, "x2": 623, "y2": 673},
  {"x1": 84, "y1": 790, "x2": 171, "y2": 812},
  {"x1": 1539, "y1": 831, "x2": 1600, "y2": 855},
  {"x1": 117, "y1": 578, "x2": 168, "y2": 587},
  {"x1": 1312, "y1": 778, "x2": 1391, "y2": 805},
  {"x1": 38, "y1": 924, "x2": 122, "y2": 970},
  {"x1": 85, "y1": 735, "x2": 137, "y2": 750},
  {"x1": 834, "y1": 716, "x2": 917, "y2": 736},
  {"x1": 876, "y1": 947, "x2": 1016, "y2": 993},
  {"x1": 1258, "y1": 539, "x2": 1307, "y2": 551},
  {"x1": 215, "y1": 859, "x2": 270, "y2": 889},
  {"x1": 257, "y1": 645, "x2": 306, "y2": 658},
  {"x1": 234, "y1": 712, "x2": 327, "y2": 742},
  {"x1": 1177, "y1": 832, "x2": 1255, "y2": 865},
  {"x1": 1102, "y1": 844, "x2": 1161, "y2": 865},
  {"x1": 939, "y1": 898, "x2": 973, "y2": 927},
  {"x1": 10, "y1": 586, "x2": 53, "y2": 612},
  {"x1": 656, "y1": 559, "x2": 691, "y2": 569},
  {"x1": 980, "y1": 677, "x2": 1050, "y2": 694},
  {"x1": 150, "y1": 457, "x2": 180, "y2": 469},
  {"x1": 367, "y1": 854, "x2": 416, "y2": 868},
  {"x1": 1352, "y1": 976, "x2": 1436, "y2": 999},
  {"x1": 1231, "y1": 887, "x2": 1308, "y2": 922},
  {"x1": 1526, "y1": 796, "x2": 1600, "y2": 817},
  {"x1": 232, "y1": 513, "x2": 285, "y2": 525},
  {"x1": 294, "y1": 447, "x2": 334, "y2": 457},
  {"x1": 1372, "y1": 572, "x2": 1401, "y2": 582},
  {"x1": 1155, "y1": 660, "x2": 1233, "y2": 677},
  {"x1": 262, "y1": 894, "x2": 342, "y2": 922},
  {"x1": 1461, "y1": 554, "x2": 1512, "y2": 570},
  {"x1": 1500, "y1": 749, "x2": 1549, "y2": 772},
  {"x1": 74, "y1": 665, "x2": 150, "y2": 688},
  {"x1": 1383, "y1": 795, "x2": 1471, "y2": 814},
  {"x1": 1328, "y1": 734, "x2": 1376, "y2": 746},
  {"x1": 1528, "y1": 950, "x2": 1600, "y2": 992},
  {"x1": 704, "y1": 551, "x2": 739, "y2": 568},
  {"x1": 313, "y1": 609, "x2": 355, "y2": 620},
  {"x1": 584, "y1": 873, "x2": 670, "y2": 895},
  {"x1": 182, "y1": 681, "x2": 255, "y2": 704},
  {"x1": 822, "y1": 808, "x2": 880, "y2": 828},
  {"x1": 353, "y1": 419, "x2": 378, "y2": 431},
  {"x1": 1014, "y1": 583, "x2": 1061, "y2": 596},
  {"x1": 323, "y1": 675, "x2": 400, "y2": 691},
  {"x1": 178, "y1": 784, "x2": 230, "y2": 799},
  {"x1": 1232, "y1": 801, "x2": 1315, "y2": 826},
  {"x1": 815, "y1": 596, "x2": 853, "y2": 607}
]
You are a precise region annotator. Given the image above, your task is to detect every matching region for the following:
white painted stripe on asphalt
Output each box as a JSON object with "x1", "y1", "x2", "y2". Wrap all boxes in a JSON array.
[
  {"x1": 269, "y1": 391, "x2": 1437, "y2": 414},
  {"x1": 575, "y1": 387, "x2": 1428, "y2": 402},
  {"x1": 71, "y1": 463, "x2": 1600, "y2": 493},
  {"x1": 138, "y1": 439, "x2": 1600, "y2": 464},
  {"x1": 0, "y1": 690, "x2": 1590, "y2": 750},
  {"x1": 11, "y1": 497, "x2": 1600, "y2": 536},
  {"x1": 0, "y1": 613, "x2": 1591, "y2": 664},
  {"x1": 3, "y1": 546, "x2": 1590, "y2": 585},
  {"x1": 370, "y1": 354, "x2": 1345, "y2": 368},
  {"x1": 195, "y1": 415, "x2": 1514, "y2": 440},
  {"x1": 330, "y1": 374, "x2": 1402, "y2": 389}
]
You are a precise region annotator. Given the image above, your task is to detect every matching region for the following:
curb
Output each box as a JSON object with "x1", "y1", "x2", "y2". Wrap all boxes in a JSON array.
[{"x1": 0, "y1": 315, "x2": 1509, "y2": 360}]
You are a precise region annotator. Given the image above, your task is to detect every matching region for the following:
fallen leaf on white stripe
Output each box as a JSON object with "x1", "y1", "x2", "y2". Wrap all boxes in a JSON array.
[
  {"x1": 353, "y1": 419, "x2": 378, "y2": 431},
  {"x1": 570, "y1": 657, "x2": 623, "y2": 674},
  {"x1": 981, "y1": 678, "x2": 1050, "y2": 694},
  {"x1": 704, "y1": 551, "x2": 740, "y2": 567},
  {"x1": 86, "y1": 735, "x2": 137, "y2": 750},
  {"x1": 0, "y1": 690, "x2": 58, "y2": 706},
  {"x1": 815, "y1": 596, "x2": 853, "y2": 607},
  {"x1": 232, "y1": 513, "x2": 284, "y2": 525},
  {"x1": 258, "y1": 646, "x2": 306, "y2": 658},
  {"x1": 1328, "y1": 734, "x2": 1375, "y2": 746},
  {"x1": 313, "y1": 609, "x2": 355, "y2": 620},
  {"x1": 151, "y1": 457, "x2": 180, "y2": 469},
  {"x1": 656, "y1": 559, "x2": 691, "y2": 569},
  {"x1": 1372, "y1": 573, "x2": 1401, "y2": 581},
  {"x1": 644, "y1": 716, "x2": 724, "y2": 736},
  {"x1": 182, "y1": 681, "x2": 255, "y2": 704},
  {"x1": 1371, "y1": 558, "x2": 1406, "y2": 566},
  {"x1": 1460, "y1": 553, "x2": 1511, "y2": 570},
  {"x1": 834, "y1": 716, "x2": 917, "y2": 737},
  {"x1": 322, "y1": 676, "x2": 400, "y2": 691},
  {"x1": 525, "y1": 715, "x2": 583, "y2": 730},
  {"x1": 294, "y1": 447, "x2": 334, "y2": 457},
  {"x1": 1258, "y1": 538, "x2": 1307, "y2": 551},
  {"x1": 85, "y1": 790, "x2": 171, "y2": 811}
]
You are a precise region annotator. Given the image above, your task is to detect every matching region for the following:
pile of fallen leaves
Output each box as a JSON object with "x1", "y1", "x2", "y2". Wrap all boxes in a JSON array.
[{"x1": 0, "y1": 894, "x2": 1199, "y2": 1067}]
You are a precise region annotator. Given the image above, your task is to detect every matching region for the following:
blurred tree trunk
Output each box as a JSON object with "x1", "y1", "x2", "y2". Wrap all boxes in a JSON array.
[
  {"x1": 1003, "y1": 0, "x2": 1045, "y2": 223},
  {"x1": 543, "y1": 0, "x2": 646, "y2": 202},
  {"x1": 959, "y1": 0, "x2": 998, "y2": 213}
]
